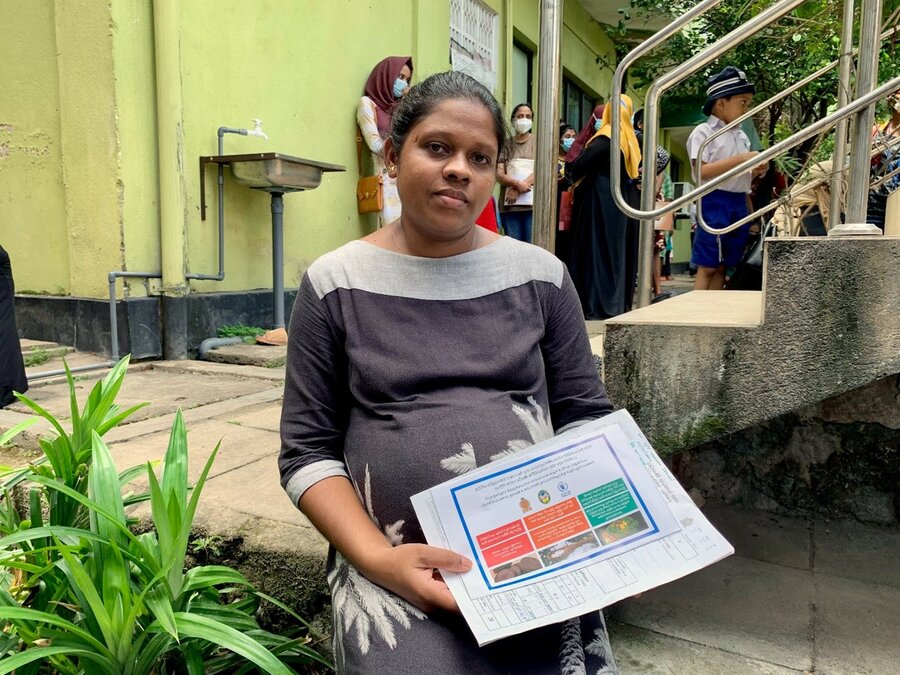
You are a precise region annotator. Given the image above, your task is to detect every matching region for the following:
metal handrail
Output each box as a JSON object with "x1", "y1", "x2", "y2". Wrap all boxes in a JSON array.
[
  {"x1": 694, "y1": 25, "x2": 900, "y2": 236},
  {"x1": 607, "y1": 0, "x2": 894, "y2": 306},
  {"x1": 611, "y1": 0, "x2": 806, "y2": 221}
]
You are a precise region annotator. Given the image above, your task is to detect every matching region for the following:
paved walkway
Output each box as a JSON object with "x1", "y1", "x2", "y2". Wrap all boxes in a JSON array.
[{"x1": 4, "y1": 348, "x2": 898, "y2": 674}]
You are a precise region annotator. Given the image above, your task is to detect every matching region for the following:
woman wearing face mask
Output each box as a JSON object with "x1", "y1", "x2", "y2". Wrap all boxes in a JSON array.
[
  {"x1": 357, "y1": 56, "x2": 414, "y2": 227},
  {"x1": 496, "y1": 103, "x2": 535, "y2": 241},
  {"x1": 556, "y1": 124, "x2": 577, "y2": 263}
]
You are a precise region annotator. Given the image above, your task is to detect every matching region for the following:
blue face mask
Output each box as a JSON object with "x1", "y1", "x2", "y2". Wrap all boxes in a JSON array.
[
  {"x1": 392, "y1": 78, "x2": 408, "y2": 99},
  {"x1": 561, "y1": 137, "x2": 574, "y2": 152},
  {"x1": 594, "y1": 118, "x2": 602, "y2": 131}
]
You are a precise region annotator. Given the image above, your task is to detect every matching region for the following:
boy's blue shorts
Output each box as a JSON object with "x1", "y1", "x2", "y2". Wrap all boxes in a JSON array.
[{"x1": 691, "y1": 190, "x2": 751, "y2": 269}]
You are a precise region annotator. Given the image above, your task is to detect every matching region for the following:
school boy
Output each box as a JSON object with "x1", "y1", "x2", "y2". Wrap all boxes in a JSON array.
[{"x1": 687, "y1": 66, "x2": 767, "y2": 290}]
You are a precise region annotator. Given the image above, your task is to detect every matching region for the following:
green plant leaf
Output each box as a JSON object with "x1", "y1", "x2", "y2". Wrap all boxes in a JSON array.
[
  {"x1": 0, "y1": 606, "x2": 115, "y2": 660},
  {"x1": 87, "y1": 432, "x2": 127, "y2": 550},
  {"x1": 12, "y1": 394, "x2": 68, "y2": 443},
  {"x1": 54, "y1": 537, "x2": 119, "y2": 656},
  {"x1": 96, "y1": 403, "x2": 149, "y2": 436},
  {"x1": 161, "y1": 409, "x2": 189, "y2": 511},
  {"x1": 126, "y1": 631, "x2": 174, "y2": 675},
  {"x1": 169, "y1": 441, "x2": 220, "y2": 599},
  {"x1": 158, "y1": 612, "x2": 295, "y2": 675},
  {"x1": 182, "y1": 565, "x2": 251, "y2": 593},
  {"x1": 0, "y1": 417, "x2": 39, "y2": 446},
  {"x1": 0, "y1": 645, "x2": 98, "y2": 674},
  {"x1": 144, "y1": 583, "x2": 178, "y2": 640}
]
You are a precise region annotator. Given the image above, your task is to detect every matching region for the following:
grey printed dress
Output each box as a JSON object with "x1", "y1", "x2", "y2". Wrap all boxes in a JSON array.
[{"x1": 279, "y1": 237, "x2": 619, "y2": 674}]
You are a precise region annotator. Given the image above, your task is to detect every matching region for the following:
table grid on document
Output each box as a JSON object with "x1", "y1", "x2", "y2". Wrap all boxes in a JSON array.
[{"x1": 474, "y1": 570, "x2": 593, "y2": 632}]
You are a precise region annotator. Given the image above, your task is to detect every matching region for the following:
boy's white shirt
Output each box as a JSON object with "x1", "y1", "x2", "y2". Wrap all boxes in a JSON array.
[{"x1": 686, "y1": 115, "x2": 752, "y2": 193}]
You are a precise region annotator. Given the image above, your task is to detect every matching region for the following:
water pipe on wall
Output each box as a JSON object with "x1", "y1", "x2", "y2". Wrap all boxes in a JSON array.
[{"x1": 186, "y1": 120, "x2": 267, "y2": 283}]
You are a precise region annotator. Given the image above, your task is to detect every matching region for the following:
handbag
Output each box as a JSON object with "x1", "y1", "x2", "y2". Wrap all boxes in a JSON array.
[
  {"x1": 654, "y1": 200, "x2": 674, "y2": 231},
  {"x1": 558, "y1": 189, "x2": 574, "y2": 231},
  {"x1": 355, "y1": 126, "x2": 383, "y2": 215}
]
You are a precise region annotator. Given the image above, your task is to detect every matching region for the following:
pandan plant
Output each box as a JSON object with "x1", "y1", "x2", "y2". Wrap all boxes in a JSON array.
[{"x1": 0, "y1": 358, "x2": 332, "y2": 673}]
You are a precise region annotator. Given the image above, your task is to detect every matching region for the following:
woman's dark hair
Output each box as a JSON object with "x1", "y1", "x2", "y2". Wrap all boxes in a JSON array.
[
  {"x1": 559, "y1": 123, "x2": 575, "y2": 140},
  {"x1": 633, "y1": 108, "x2": 645, "y2": 129},
  {"x1": 389, "y1": 71, "x2": 511, "y2": 162},
  {"x1": 510, "y1": 102, "x2": 533, "y2": 122}
]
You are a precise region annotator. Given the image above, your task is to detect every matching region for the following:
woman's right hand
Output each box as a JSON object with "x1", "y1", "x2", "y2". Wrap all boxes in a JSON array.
[{"x1": 359, "y1": 543, "x2": 473, "y2": 614}]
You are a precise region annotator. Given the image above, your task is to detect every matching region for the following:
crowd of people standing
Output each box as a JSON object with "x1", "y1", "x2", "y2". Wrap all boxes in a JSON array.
[{"x1": 356, "y1": 57, "x2": 769, "y2": 322}]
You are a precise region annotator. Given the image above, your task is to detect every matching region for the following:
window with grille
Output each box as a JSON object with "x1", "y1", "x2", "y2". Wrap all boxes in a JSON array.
[
  {"x1": 450, "y1": 0, "x2": 498, "y2": 92},
  {"x1": 562, "y1": 77, "x2": 599, "y2": 131}
]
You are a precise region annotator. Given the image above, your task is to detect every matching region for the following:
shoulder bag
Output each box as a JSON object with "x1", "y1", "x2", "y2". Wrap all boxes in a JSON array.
[{"x1": 356, "y1": 125, "x2": 383, "y2": 215}]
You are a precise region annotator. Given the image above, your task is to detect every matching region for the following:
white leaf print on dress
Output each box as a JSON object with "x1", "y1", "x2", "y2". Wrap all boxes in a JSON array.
[
  {"x1": 585, "y1": 619, "x2": 618, "y2": 674},
  {"x1": 331, "y1": 465, "x2": 425, "y2": 662},
  {"x1": 441, "y1": 396, "x2": 555, "y2": 475},
  {"x1": 559, "y1": 617, "x2": 587, "y2": 675},
  {"x1": 439, "y1": 442, "x2": 477, "y2": 475}
]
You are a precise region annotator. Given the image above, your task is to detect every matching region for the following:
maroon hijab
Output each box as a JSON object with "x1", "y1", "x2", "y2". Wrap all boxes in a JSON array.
[
  {"x1": 363, "y1": 56, "x2": 414, "y2": 137},
  {"x1": 565, "y1": 104, "x2": 605, "y2": 163}
]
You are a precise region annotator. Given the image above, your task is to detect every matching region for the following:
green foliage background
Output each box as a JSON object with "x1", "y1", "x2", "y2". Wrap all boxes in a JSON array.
[{"x1": 609, "y1": 0, "x2": 900, "y2": 163}]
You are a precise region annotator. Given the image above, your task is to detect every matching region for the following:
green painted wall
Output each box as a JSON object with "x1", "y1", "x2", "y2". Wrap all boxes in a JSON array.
[
  {"x1": 111, "y1": 0, "x2": 161, "y2": 297},
  {"x1": 0, "y1": 2, "x2": 70, "y2": 295},
  {"x1": 55, "y1": 0, "x2": 128, "y2": 298},
  {"x1": 3, "y1": 0, "x2": 625, "y2": 301},
  {"x1": 178, "y1": 0, "x2": 430, "y2": 294}
]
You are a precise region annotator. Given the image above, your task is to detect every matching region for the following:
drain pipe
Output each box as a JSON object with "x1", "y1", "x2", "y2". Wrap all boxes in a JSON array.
[
  {"x1": 27, "y1": 270, "x2": 162, "y2": 381},
  {"x1": 187, "y1": 123, "x2": 265, "y2": 282},
  {"x1": 190, "y1": 123, "x2": 268, "y2": 358}
]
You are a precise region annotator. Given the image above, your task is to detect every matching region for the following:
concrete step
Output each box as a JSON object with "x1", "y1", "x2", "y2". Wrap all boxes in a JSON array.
[
  {"x1": 205, "y1": 342, "x2": 287, "y2": 368},
  {"x1": 20, "y1": 340, "x2": 74, "y2": 367},
  {"x1": 602, "y1": 237, "x2": 900, "y2": 454}
]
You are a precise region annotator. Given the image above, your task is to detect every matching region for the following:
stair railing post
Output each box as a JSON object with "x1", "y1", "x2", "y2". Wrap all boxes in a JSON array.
[
  {"x1": 827, "y1": 0, "x2": 856, "y2": 230},
  {"x1": 832, "y1": 0, "x2": 883, "y2": 235},
  {"x1": 532, "y1": 0, "x2": 563, "y2": 252}
]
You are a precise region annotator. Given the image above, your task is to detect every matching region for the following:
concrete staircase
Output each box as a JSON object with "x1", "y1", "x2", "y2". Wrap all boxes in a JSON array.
[{"x1": 602, "y1": 236, "x2": 900, "y2": 454}]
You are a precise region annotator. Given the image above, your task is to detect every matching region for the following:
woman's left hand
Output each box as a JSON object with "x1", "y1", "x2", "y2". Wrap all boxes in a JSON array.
[{"x1": 359, "y1": 543, "x2": 473, "y2": 614}]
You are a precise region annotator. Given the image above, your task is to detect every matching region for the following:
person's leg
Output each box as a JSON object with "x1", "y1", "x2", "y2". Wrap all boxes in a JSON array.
[
  {"x1": 653, "y1": 255, "x2": 662, "y2": 295},
  {"x1": 708, "y1": 265, "x2": 727, "y2": 289},
  {"x1": 693, "y1": 265, "x2": 719, "y2": 290},
  {"x1": 502, "y1": 212, "x2": 525, "y2": 241},
  {"x1": 522, "y1": 211, "x2": 533, "y2": 243}
]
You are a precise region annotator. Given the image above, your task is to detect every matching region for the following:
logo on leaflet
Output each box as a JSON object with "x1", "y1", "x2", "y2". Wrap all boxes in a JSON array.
[{"x1": 538, "y1": 489, "x2": 551, "y2": 505}]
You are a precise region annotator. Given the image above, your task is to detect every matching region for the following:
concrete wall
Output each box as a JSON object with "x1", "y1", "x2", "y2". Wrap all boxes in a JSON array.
[
  {"x1": 4, "y1": 0, "x2": 625, "y2": 306},
  {"x1": 0, "y1": 3, "x2": 70, "y2": 295},
  {"x1": 603, "y1": 237, "x2": 900, "y2": 454}
]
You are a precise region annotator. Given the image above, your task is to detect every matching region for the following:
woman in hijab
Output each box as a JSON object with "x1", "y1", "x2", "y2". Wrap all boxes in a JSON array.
[
  {"x1": 566, "y1": 96, "x2": 641, "y2": 319},
  {"x1": 357, "y1": 56, "x2": 414, "y2": 227}
]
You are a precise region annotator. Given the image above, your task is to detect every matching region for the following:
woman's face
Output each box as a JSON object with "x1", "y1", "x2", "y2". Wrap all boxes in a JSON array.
[
  {"x1": 513, "y1": 106, "x2": 533, "y2": 121},
  {"x1": 559, "y1": 128, "x2": 576, "y2": 151},
  {"x1": 398, "y1": 64, "x2": 412, "y2": 83},
  {"x1": 387, "y1": 98, "x2": 498, "y2": 244}
]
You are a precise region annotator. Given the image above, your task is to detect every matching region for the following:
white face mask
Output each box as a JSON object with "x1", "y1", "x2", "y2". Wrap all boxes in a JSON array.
[{"x1": 514, "y1": 118, "x2": 533, "y2": 134}]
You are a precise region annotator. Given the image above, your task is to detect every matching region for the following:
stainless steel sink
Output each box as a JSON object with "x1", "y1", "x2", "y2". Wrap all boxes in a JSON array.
[
  {"x1": 199, "y1": 152, "x2": 345, "y2": 218},
  {"x1": 229, "y1": 153, "x2": 343, "y2": 192}
]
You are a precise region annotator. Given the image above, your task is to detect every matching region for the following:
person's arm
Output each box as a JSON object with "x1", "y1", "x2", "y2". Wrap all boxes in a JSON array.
[
  {"x1": 497, "y1": 141, "x2": 533, "y2": 194},
  {"x1": 539, "y1": 266, "x2": 614, "y2": 433},
  {"x1": 357, "y1": 97, "x2": 384, "y2": 156},
  {"x1": 565, "y1": 136, "x2": 610, "y2": 185},
  {"x1": 299, "y1": 477, "x2": 471, "y2": 613},
  {"x1": 280, "y1": 274, "x2": 471, "y2": 613},
  {"x1": 697, "y1": 151, "x2": 761, "y2": 181}
]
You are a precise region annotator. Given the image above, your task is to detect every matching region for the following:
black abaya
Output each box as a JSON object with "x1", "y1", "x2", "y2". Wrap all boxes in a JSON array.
[
  {"x1": 566, "y1": 137, "x2": 639, "y2": 320},
  {"x1": 0, "y1": 245, "x2": 28, "y2": 407}
]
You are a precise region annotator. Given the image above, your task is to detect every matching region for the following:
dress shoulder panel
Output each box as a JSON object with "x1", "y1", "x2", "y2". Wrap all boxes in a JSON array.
[{"x1": 306, "y1": 238, "x2": 564, "y2": 301}]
